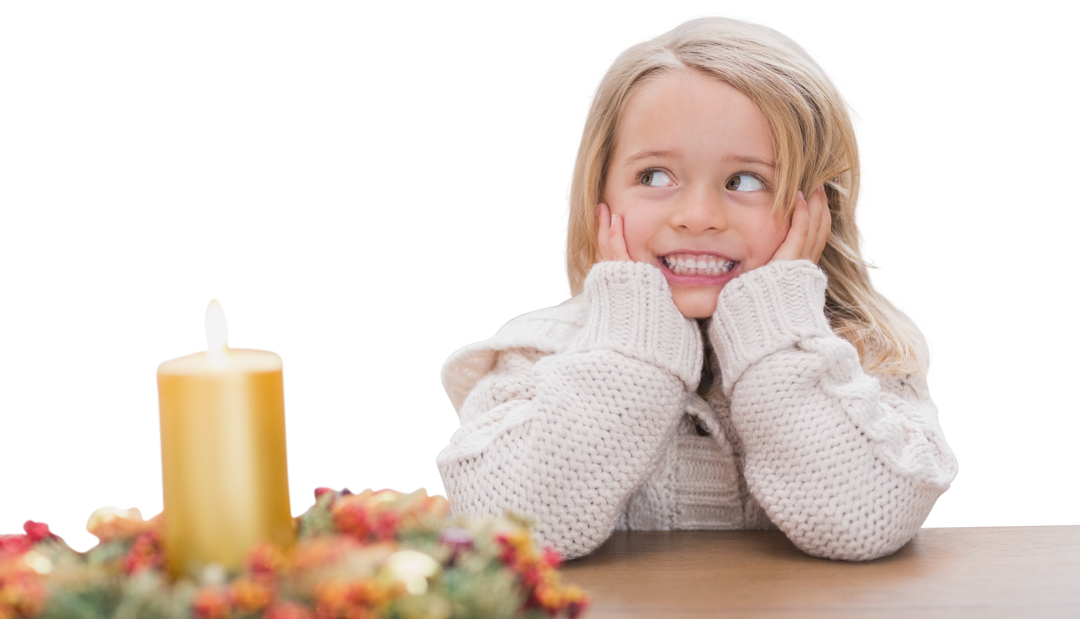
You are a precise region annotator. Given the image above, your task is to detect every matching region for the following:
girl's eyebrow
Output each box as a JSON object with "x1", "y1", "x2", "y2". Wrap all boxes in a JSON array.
[{"x1": 622, "y1": 150, "x2": 775, "y2": 169}]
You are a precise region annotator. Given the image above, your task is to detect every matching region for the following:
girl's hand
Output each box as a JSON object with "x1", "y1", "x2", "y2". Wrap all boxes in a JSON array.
[
  {"x1": 769, "y1": 186, "x2": 831, "y2": 265},
  {"x1": 597, "y1": 203, "x2": 632, "y2": 262}
]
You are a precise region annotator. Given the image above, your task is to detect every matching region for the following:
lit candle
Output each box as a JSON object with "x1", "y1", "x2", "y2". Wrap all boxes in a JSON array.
[{"x1": 157, "y1": 300, "x2": 294, "y2": 578}]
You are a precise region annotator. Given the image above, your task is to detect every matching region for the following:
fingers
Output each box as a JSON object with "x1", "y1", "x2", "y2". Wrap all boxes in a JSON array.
[
  {"x1": 790, "y1": 189, "x2": 807, "y2": 257},
  {"x1": 598, "y1": 202, "x2": 611, "y2": 257},
  {"x1": 777, "y1": 187, "x2": 812, "y2": 265},
  {"x1": 597, "y1": 203, "x2": 631, "y2": 262},
  {"x1": 806, "y1": 188, "x2": 823, "y2": 252},
  {"x1": 808, "y1": 185, "x2": 831, "y2": 263},
  {"x1": 768, "y1": 186, "x2": 831, "y2": 265},
  {"x1": 597, "y1": 203, "x2": 613, "y2": 261},
  {"x1": 609, "y1": 211, "x2": 631, "y2": 261},
  {"x1": 617, "y1": 207, "x2": 630, "y2": 258}
]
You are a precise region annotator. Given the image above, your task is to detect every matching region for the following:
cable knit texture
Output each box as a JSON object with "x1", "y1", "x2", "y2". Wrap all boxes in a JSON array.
[{"x1": 438, "y1": 259, "x2": 957, "y2": 561}]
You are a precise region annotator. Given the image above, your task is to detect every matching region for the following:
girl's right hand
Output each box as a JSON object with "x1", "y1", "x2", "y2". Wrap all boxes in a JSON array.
[{"x1": 597, "y1": 203, "x2": 632, "y2": 262}]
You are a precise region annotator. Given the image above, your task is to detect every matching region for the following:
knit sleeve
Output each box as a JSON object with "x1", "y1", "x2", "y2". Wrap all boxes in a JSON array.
[
  {"x1": 437, "y1": 260, "x2": 702, "y2": 559},
  {"x1": 709, "y1": 260, "x2": 958, "y2": 561}
]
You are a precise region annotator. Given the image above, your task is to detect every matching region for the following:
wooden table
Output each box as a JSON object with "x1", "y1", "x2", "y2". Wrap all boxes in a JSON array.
[{"x1": 561, "y1": 527, "x2": 1080, "y2": 618}]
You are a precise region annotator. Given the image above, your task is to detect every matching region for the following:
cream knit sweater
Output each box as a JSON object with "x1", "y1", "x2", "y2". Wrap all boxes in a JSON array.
[{"x1": 437, "y1": 260, "x2": 957, "y2": 561}]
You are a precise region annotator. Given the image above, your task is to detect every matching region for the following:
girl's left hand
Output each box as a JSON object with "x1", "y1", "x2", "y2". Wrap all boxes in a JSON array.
[{"x1": 768, "y1": 185, "x2": 831, "y2": 265}]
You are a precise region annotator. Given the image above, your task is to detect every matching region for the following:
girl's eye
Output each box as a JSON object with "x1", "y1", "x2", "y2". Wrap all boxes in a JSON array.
[
  {"x1": 639, "y1": 168, "x2": 768, "y2": 191},
  {"x1": 730, "y1": 173, "x2": 764, "y2": 191},
  {"x1": 635, "y1": 168, "x2": 669, "y2": 185}
]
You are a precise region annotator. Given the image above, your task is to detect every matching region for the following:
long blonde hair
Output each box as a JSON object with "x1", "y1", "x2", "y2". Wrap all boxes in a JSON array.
[{"x1": 566, "y1": 17, "x2": 925, "y2": 374}]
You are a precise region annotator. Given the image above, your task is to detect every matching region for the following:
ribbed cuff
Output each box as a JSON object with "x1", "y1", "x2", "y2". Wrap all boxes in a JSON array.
[
  {"x1": 568, "y1": 261, "x2": 703, "y2": 389},
  {"x1": 710, "y1": 260, "x2": 833, "y2": 396}
]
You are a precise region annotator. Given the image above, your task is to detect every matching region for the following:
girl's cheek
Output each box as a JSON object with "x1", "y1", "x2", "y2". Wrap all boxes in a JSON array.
[{"x1": 780, "y1": 214, "x2": 792, "y2": 236}]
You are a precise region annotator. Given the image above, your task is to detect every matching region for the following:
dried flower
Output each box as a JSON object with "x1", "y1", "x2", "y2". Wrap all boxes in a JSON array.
[
  {"x1": 262, "y1": 601, "x2": 315, "y2": 619},
  {"x1": 2, "y1": 487, "x2": 589, "y2": 619},
  {"x1": 192, "y1": 586, "x2": 232, "y2": 619},
  {"x1": 231, "y1": 576, "x2": 275, "y2": 613},
  {"x1": 0, "y1": 571, "x2": 46, "y2": 618},
  {"x1": 247, "y1": 542, "x2": 288, "y2": 577},
  {"x1": 0, "y1": 537, "x2": 31, "y2": 557}
]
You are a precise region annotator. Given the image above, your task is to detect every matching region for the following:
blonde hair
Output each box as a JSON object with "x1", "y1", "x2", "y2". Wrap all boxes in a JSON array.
[{"x1": 566, "y1": 17, "x2": 925, "y2": 374}]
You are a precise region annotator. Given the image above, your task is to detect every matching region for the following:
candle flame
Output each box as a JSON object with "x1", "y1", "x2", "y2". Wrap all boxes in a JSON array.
[{"x1": 205, "y1": 300, "x2": 228, "y2": 365}]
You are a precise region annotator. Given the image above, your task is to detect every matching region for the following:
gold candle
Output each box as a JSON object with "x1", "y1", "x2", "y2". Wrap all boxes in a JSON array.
[{"x1": 157, "y1": 300, "x2": 294, "y2": 578}]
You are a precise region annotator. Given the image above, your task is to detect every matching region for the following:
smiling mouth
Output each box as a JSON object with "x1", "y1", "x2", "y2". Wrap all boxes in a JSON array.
[{"x1": 656, "y1": 254, "x2": 743, "y2": 276}]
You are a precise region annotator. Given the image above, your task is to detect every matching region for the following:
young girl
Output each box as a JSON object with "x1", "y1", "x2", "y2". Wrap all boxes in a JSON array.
[{"x1": 437, "y1": 17, "x2": 957, "y2": 562}]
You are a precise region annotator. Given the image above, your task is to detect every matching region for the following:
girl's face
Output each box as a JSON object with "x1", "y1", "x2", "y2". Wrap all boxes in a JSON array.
[{"x1": 603, "y1": 69, "x2": 788, "y2": 318}]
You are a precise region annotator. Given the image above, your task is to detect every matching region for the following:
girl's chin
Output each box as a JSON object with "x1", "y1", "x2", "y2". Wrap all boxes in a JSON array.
[{"x1": 671, "y1": 286, "x2": 723, "y2": 318}]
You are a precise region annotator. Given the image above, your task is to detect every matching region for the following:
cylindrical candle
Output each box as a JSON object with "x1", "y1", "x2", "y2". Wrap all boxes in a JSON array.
[{"x1": 157, "y1": 301, "x2": 294, "y2": 578}]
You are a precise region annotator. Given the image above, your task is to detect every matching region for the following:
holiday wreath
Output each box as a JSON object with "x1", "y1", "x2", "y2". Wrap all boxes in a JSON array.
[{"x1": 0, "y1": 488, "x2": 588, "y2": 619}]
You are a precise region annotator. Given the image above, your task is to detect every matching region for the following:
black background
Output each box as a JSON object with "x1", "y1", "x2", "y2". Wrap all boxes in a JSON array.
[{"x1": 2, "y1": 7, "x2": 1062, "y2": 548}]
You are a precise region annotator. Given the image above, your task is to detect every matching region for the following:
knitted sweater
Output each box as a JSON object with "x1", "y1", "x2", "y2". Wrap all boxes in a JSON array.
[{"x1": 437, "y1": 260, "x2": 958, "y2": 561}]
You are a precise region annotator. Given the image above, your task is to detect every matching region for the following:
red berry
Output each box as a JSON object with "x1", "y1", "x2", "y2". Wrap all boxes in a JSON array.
[
  {"x1": 308, "y1": 481, "x2": 332, "y2": 501},
  {"x1": 23, "y1": 521, "x2": 52, "y2": 542}
]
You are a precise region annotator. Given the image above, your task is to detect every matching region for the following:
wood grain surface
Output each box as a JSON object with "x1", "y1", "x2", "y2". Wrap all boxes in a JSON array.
[{"x1": 560, "y1": 527, "x2": 1080, "y2": 618}]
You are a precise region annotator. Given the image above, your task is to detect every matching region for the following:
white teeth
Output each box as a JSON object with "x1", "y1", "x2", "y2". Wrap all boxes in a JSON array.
[{"x1": 662, "y1": 254, "x2": 736, "y2": 277}]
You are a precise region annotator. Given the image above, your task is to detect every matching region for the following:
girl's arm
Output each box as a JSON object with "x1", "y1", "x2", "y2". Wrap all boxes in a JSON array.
[
  {"x1": 437, "y1": 260, "x2": 703, "y2": 559},
  {"x1": 708, "y1": 259, "x2": 958, "y2": 561}
]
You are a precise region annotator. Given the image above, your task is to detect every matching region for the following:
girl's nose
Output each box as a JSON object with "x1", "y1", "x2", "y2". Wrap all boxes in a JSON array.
[{"x1": 669, "y1": 194, "x2": 730, "y2": 230}]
